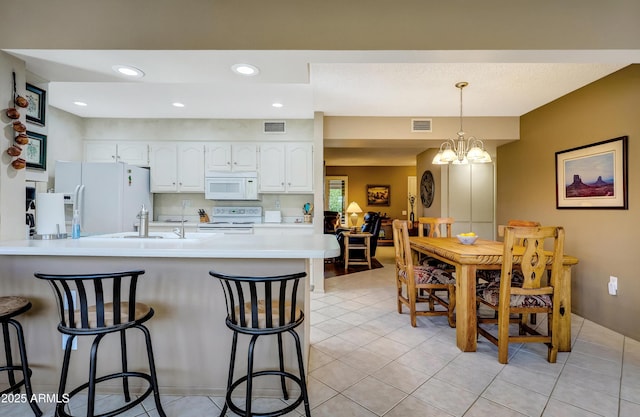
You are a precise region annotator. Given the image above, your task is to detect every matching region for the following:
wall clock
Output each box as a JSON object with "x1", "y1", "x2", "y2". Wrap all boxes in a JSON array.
[{"x1": 420, "y1": 170, "x2": 435, "y2": 208}]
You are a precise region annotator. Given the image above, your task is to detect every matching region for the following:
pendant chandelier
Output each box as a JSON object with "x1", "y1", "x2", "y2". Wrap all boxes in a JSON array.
[{"x1": 432, "y1": 82, "x2": 492, "y2": 165}]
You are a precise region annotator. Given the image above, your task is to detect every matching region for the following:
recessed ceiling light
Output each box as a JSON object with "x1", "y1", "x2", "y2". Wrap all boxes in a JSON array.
[
  {"x1": 112, "y1": 65, "x2": 145, "y2": 78},
  {"x1": 172, "y1": 102, "x2": 185, "y2": 108},
  {"x1": 73, "y1": 101, "x2": 88, "y2": 107},
  {"x1": 272, "y1": 102, "x2": 283, "y2": 108},
  {"x1": 231, "y1": 64, "x2": 259, "y2": 76}
]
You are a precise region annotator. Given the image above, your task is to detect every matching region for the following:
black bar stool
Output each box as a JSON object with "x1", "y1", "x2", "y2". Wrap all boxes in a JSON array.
[
  {"x1": 34, "y1": 270, "x2": 167, "y2": 417},
  {"x1": 0, "y1": 296, "x2": 42, "y2": 416},
  {"x1": 210, "y1": 270, "x2": 311, "y2": 417}
]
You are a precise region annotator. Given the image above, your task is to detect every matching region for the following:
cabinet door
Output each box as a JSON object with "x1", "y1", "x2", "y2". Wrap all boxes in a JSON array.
[
  {"x1": 149, "y1": 144, "x2": 178, "y2": 192},
  {"x1": 205, "y1": 143, "x2": 232, "y2": 171},
  {"x1": 258, "y1": 143, "x2": 286, "y2": 192},
  {"x1": 177, "y1": 143, "x2": 205, "y2": 192},
  {"x1": 117, "y1": 143, "x2": 149, "y2": 166},
  {"x1": 85, "y1": 142, "x2": 118, "y2": 163},
  {"x1": 232, "y1": 144, "x2": 257, "y2": 171},
  {"x1": 285, "y1": 143, "x2": 313, "y2": 192},
  {"x1": 446, "y1": 163, "x2": 495, "y2": 239}
]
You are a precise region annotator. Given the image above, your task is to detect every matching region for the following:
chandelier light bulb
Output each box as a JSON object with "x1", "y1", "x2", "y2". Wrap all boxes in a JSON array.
[{"x1": 433, "y1": 82, "x2": 492, "y2": 165}]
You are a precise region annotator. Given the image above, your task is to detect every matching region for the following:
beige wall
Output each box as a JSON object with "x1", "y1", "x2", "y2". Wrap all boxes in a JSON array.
[
  {"x1": 497, "y1": 64, "x2": 640, "y2": 340},
  {"x1": 325, "y1": 165, "x2": 416, "y2": 222},
  {"x1": 44, "y1": 106, "x2": 85, "y2": 186},
  {"x1": 2, "y1": 1, "x2": 639, "y2": 50},
  {"x1": 0, "y1": 52, "x2": 27, "y2": 239}
]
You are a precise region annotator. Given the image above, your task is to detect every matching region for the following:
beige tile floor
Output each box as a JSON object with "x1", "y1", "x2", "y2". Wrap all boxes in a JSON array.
[{"x1": 2, "y1": 246, "x2": 639, "y2": 416}]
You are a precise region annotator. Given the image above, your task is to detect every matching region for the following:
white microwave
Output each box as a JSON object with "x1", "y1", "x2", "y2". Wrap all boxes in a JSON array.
[{"x1": 204, "y1": 172, "x2": 259, "y2": 200}]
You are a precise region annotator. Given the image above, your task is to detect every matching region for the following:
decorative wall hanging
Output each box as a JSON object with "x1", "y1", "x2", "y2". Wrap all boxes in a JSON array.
[
  {"x1": 25, "y1": 83, "x2": 46, "y2": 126},
  {"x1": 6, "y1": 72, "x2": 29, "y2": 169},
  {"x1": 25, "y1": 131, "x2": 47, "y2": 170},
  {"x1": 366, "y1": 184, "x2": 390, "y2": 206},
  {"x1": 420, "y1": 170, "x2": 435, "y2": 208},
  {"x1": 555, "y1": 136, "x2": 628, "y2": 209}
]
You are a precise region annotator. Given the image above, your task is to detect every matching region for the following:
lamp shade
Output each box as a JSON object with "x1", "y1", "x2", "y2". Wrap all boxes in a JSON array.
[
  {"x1": 346, "y1": 201, "x2": 363, "y2": 227},
  {"x1": 346, "y1": 202, "x2": 363, "y2": 214}
]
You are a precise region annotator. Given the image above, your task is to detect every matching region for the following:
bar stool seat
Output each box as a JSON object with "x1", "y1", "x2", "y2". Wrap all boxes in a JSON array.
[
  {"x1": 34, "y1": 270, "x2": 166, "y2": 417},
  {"x1": 210, "y1": 270, "x2": 311, "y2": 417},
  {"x1": 0, "y1": 296, "x2": 42, "y2": 416}
]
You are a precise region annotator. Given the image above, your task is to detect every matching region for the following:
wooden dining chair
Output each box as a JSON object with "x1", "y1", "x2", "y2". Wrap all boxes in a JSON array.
[
  {"x1": 417, "y1": 217, "x2": 454, "y2": 238},
  {"x1": 477, "y1": 220, "x2": 543, "y2": 322},
  {"x1": 476, "y1": 226, "x2": 565, "y2": 364},
  {"x1": 393, "y1": 219, "x2": 456, "y2": 327},
  {"x1": 477, "y1": 220, "x2": 542, "y2": 285},
  {"x1": 416, "y1": 217, "x2": 455, "y2": 267}
]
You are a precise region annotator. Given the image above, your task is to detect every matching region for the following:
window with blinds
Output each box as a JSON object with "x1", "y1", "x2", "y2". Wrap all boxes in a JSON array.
[{"x1": 325, "y1": 176, "x2": 348, "y2": 225}]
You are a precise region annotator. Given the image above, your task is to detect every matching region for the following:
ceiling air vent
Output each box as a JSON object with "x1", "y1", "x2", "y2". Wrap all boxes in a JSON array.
[
  {"x1": 263, "y1": 121, "x2": 286, "y2": 134},
  {"x1": 411, "y1": 118, "x2": 432, "y2": 132}
]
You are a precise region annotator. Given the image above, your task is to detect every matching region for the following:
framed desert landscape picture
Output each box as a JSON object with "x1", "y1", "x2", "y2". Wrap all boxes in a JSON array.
[{"x1": 555, "y1": 136, "x2": 627, "y2": 209}]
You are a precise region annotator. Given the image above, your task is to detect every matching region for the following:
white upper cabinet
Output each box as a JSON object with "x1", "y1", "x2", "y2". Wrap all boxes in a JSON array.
[
  {"x1": 149, "y1": 143, "x2": 204, "y2": 193},
  {"x1": 259, "y1": 142, "x2": 313, "y2": 193},
  {"x1": 84, "y1": 141, "x2": 149, "y2": 166},
  {"x1": 258, "y1": 143, "x2": 287, "y2": 192},
  {"x1": 205, "y1": 143, "x2": 257, "y2": 172},
  {"x1": 285, "y1": 142, "x2": 313, "y2": 193}
]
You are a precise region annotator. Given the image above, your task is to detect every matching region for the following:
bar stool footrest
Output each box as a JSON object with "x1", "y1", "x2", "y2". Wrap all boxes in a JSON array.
[
  {"x1": 0, "y1": 365, "x2": 31, "y2": 395},
  {"x1": 57, "y1": 372, "x2": 154, "y2": 417},
  {"x1": 225, "y1": 370, "x2": 306, "y2": 417}
]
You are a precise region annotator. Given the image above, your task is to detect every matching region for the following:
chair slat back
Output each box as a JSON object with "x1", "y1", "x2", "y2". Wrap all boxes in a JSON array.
[
  {"x1": 501, "y1": 226, "x2": 564, "y2": 294},
  {"x1": 417, "y1": 217, "x2": 454, "y2": 238},
  {"x1": 211, "y1": 271, "x2": 306, "y2": 332},
  {"x1": 392, "y1": 219, "x2": 414, "y2": 277},
  {"x1": 34, "y1": 270, "x2": 145, "y2": 330}
]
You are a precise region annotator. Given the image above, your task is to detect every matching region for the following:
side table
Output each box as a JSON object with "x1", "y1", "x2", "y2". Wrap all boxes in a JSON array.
[{"x1": 342, "y1": 231, "x2": 372, "y2": 270}]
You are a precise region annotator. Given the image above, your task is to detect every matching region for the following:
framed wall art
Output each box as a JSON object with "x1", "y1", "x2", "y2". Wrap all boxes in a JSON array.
[
  {"x1": 555, "y1": 136, "x2": 627, "y2": 209},
  {"x1": 25, "y1": 131, "x2": 47, "y2": 170},
  {"x1": 366, "y1": 184, "x2": 390, "y2": 206},
  {"x1": 25, "y1": 83, "x2": 46, "y2": 126}
]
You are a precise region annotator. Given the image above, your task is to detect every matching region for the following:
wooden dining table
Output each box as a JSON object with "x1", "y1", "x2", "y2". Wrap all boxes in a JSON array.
[{"x1": 409, "y1": 236, "x2": 579, "y2": 352}]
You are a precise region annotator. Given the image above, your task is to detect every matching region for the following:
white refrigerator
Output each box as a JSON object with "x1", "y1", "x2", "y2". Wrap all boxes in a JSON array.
[{"x1": 54, "y1": 161, "x2": 152, "y2": 235}]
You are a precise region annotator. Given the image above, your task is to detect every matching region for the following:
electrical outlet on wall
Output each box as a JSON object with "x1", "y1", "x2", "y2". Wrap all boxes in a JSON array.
[{"x1": 608, "y1": 276, "x2": 618, "y2": 296}]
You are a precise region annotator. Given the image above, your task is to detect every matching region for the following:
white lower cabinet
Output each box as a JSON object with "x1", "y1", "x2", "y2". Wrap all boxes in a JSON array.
[
  {"x1": 259, "y1": 142, "x2": 313, "y2": 193},
  {"x1": 149, "y1": 143, "x2": 204, "y2": 192}
]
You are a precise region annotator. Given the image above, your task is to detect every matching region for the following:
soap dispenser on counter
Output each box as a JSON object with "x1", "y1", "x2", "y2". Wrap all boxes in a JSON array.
[{"x1": 71, "y1": 209, "x2": 81, "y2": 239}]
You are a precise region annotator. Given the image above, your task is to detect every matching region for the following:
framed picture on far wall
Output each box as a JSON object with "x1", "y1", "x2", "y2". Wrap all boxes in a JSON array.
[
  {"x1": 555, "y1": 136, "x2": 628, "y2": 209},
  {"x1": 367, "y1": 184, "x2": 390, "y2": 206},
  {"x1": 25, "y1": 83, "x2": 46, "y2": 126},
  {"x1": 25, "y1": 131, "x2": 47, "y2": 170}
]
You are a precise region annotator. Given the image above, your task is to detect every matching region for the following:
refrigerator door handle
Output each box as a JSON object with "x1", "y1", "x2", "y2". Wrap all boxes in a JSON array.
[
  {"x1": 72, "y1": 185, "x2": 81, "y2": 212},
  {"x1": 77, "y1": 185, "x2": 85, "y2": 227}
]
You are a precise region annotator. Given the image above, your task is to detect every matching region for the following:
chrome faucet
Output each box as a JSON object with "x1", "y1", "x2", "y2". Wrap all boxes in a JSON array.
[
  {"x1": 173, "y1": 203, "x2": 186, "y2": 239},
  {"x1": 138, "y1": 205, "x2": 149, "y2": 238}
]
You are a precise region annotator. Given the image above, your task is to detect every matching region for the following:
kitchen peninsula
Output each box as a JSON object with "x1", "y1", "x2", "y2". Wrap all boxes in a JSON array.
[{"x1": 0, "y1": 234, "x2": 339, "y2": 396}]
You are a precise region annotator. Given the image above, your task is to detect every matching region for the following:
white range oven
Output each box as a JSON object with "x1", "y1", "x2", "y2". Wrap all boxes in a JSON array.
[{"x1": 197, "y1": 206, "x2": 262, "y2": 234}]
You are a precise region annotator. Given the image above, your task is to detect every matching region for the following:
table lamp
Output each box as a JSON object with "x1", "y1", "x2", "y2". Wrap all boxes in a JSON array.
[{"x1": 346, "y1": 201, "x2": 363, "y2": 227}]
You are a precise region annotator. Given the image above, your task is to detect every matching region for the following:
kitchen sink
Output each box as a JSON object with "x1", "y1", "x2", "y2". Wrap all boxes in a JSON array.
[{"x1": 85, "y1": 232, "x2": 222, "y2": 240}]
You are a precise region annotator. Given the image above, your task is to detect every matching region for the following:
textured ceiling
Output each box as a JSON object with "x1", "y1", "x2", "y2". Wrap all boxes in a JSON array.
[{"x1": 5, "y1": 49, "x2": 634, "y2": 165}]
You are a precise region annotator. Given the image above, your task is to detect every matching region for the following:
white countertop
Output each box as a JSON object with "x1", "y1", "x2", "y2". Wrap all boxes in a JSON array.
[
  {"x1": 150, "y1": 222, "x2": 313, "y2": 228},
  {"x1": 255, "y1": 222, "x2": 313, "y2": 228},
  {"x1": 0, "y1": 234, "x2": 339, "y2": 259}
]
